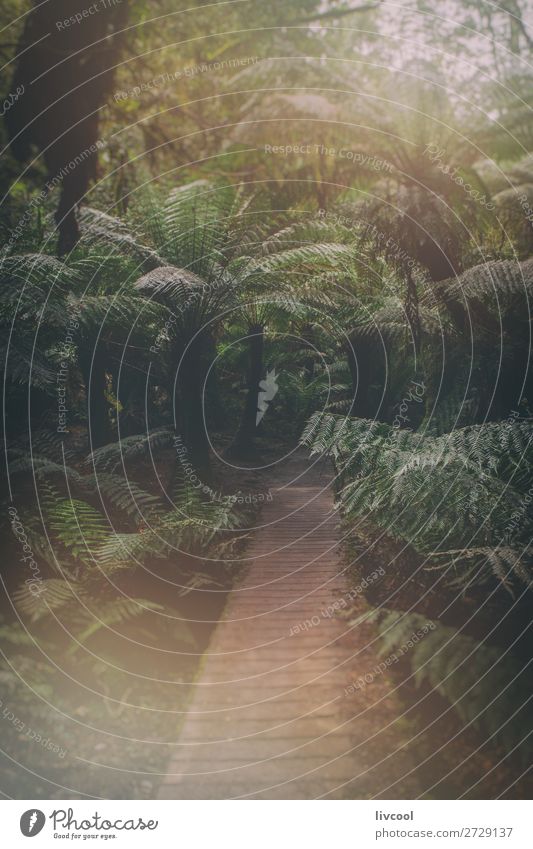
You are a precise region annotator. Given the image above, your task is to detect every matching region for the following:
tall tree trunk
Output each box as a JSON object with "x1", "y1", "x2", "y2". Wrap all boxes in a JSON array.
[
  {"x1": 346, "y1": 335, "x2": 377, "y2": 418},
  {"x1": 178, "y1": 336, "x2": 212, "y2": 482},
  {"x1": 6, "y1": 0, "x2": 129, "y2": 255},
  {"x1": 79, "y1": 347, "x2": 112, "y2": 451},
  {"x1": 231, "y1": 325, "x2": 264, "y2": 456},
  {"x1": 346, "y1": 339, "x2": 370, "y2": 419},
  {"x1": 301, "y1": 322, "x2": 316, "y2": 380},
  {"x1": 204, "y1": 335, "x2": 226, "y2": 432},
  {"x1": 405, "y1": 267, "x2": 421, "y2": 356},
  {"x1": 417, "y1": 230, "x2": 461, "y2": 283}
]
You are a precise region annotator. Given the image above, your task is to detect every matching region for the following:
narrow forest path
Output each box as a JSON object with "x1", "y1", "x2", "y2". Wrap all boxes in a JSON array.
[{"x1": 159, "y1": 451, "x2": 422, "y2": 799}]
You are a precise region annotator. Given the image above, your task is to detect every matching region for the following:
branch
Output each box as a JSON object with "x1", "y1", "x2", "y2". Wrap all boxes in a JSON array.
[{"x1": 295, "y1": 1, "x2": 382, "y2": 26}]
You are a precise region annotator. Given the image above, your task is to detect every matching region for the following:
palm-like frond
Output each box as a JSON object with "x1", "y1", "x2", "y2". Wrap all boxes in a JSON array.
[
  {"x1": 352, "y1": 295, "x2": 450, "y2": 342},
  {"x1": 0, "y1": 252, "x2": 78, "y2": 287},
  {"x1": 0, "y1": 341, "x2": 56, "y2": 388},
  {"x1": 47, "y1": 498, "x2": 111, "y2": 561},
  {"x1": 131, "y1": 181, "x2": 242, "y2": 279},
  {"x1": 87, "y1": 427, "x2": 175, "y2": 469},
  {"x1": 426, "y1": 546, "x2": 533, "y2": 595},
  {"x1": 301, "y1": 412, "x2": 533, "y2": 573},
  {"x1": 356, "y1": 607, "x2": 533, "y2": 760},
  {"x1": 88, "y1": 473, "x2": 164, "y2": 518},
  {"x1": 434, "y1": 259, "x2": 533, "y2": 305},
  {"x1": 78, "y1": 207, "x2": 162, "y2": 270},
  {"x1": 251, "y1": 243, "x2": 356, "y2": 274},
  {"x1": 97, "y1": 503, "x2": 242, "y2": 568},
  {"x1": 8, "y1": 449, "x2": 165, "y2": 522},
  {"x1": 12, "y1": 578, "x2": 176, "y2": 655}
]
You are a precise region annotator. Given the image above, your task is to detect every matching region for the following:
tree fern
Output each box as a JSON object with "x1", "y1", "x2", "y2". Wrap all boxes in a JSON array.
[
  {"x1": 130, "y1": 181, "x2": 242, "y2": 278},
  {"x1": 78, "y1": 206, "x2": 162, "y2": 270},
  {"x1": 47, "y1": 498, "x2": 111, "y2": 562},
  {"x1": 301, "y1": 412, "x2": 533, "y2": 584},
  {"x1": 11, "y1": 578, "x2": 192, "y2": 656},
  {"x1": 0, "y1": 252, "x2": 78, "y2": 287},
  {"x1": 251, "y1": 242, "x2": 356, "y2": 274},
  {"x1": 87, "y1": 427, "x2": 175, "y2": 470},
  {"x1": 8, "y1": 449, "x2": 165, "y2": 523},
  {"x1": 97, "y1": 490, "x2": 244, "y2": 570},
  {"x1": 355, "y1": 607, "x2": 533, "y2": 761},
  {"x1": 426, "y1": 546, "x2": 533, "y2": 596},
  {"x1": 437, "y1": 259, "x2": 533, "y2": 304},
  {"x1": 88, "y1": 473, "x2": 163, "y2": 518},
  {"x1": 163, "y1": 181, "x2": 242, "y2": 274},
  {"x1": 7, "y1": 452, "x2": 86, "y2": 485}
]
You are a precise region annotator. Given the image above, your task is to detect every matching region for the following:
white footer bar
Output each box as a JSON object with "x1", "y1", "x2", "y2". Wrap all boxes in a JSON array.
[{"x1": 3, "y1": 799, "x2": 531, "y2": 848}]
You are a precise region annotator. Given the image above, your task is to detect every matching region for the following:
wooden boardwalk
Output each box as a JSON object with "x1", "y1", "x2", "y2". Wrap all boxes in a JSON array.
[{"x1": 159, "y1": 451, "x2": 420, "y2": 799}]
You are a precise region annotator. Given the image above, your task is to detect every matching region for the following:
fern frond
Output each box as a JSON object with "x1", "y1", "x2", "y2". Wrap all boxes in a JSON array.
[
  {"x1": 426, "y1": 546, "x2": 533, "y2": 595},
  {"x1": 440, "y1": 259, "x2": 533, "y2": 303},
  {"x1": 88, "y1": 473, "x2": 163, "y2": 518},
  {"x1": 78, "y1": 207, "x2": 162, "y2": 269},
  {"x1": 87, "y1": 427, "x2": 175, "y2": 469},
  {"x1": 301, "y1": 412, "x2": 533, "y2": 563},
  {"x1": 48, "y1": 498, "x2": 111, "y2": 561},
  {"x1": 251, "y1": 243, "x2": 355, "y2": 274},
  {"x1": 360, "y1": 607, "x2": 533, "y2": 760}
]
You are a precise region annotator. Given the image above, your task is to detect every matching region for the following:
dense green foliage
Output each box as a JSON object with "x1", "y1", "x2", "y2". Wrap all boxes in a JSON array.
[{"x1": 1, "y1": 0, "x2": 532, "y2": 798}]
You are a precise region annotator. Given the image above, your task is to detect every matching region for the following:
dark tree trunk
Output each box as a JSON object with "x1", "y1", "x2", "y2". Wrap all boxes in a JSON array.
[
  {"x1": 231, "y1": 325, "x2": 264, "y2": 456},
  {"x1": 55, "y1": 169, "x2": 88, "y2": 256},
  {"x1": 79, "y1": 347, "x2": 112, "y2": 451},
  {"x1": 113, "y1": 362, "x2": 148, "y2": 438},
  {"x1": 204, "y1": 335, "x2": 226, "y2": 432},
  {"x1": 346, "y1": 335, "x2": 379, "y2": 419},
  {"x1": 6, "y1": 0, "x2": 129, "y2": 255},
  {"x1": 301, "y1": 322, "x2": 316, "y2": 380},
  {"x1": 405, "y1": 267, "x2": 421, "y2": 355},
  {"x1": 178, "y1": 336, "x2": 212, "y2": 482},
  {"x1": 181, "y1": 374, "x2": 211, "y2": 482}
]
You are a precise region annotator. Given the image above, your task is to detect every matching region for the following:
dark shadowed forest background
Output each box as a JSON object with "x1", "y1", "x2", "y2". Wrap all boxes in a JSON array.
[{"x1": 0, "y1": 0, "x2": 533, "y2": 800}]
